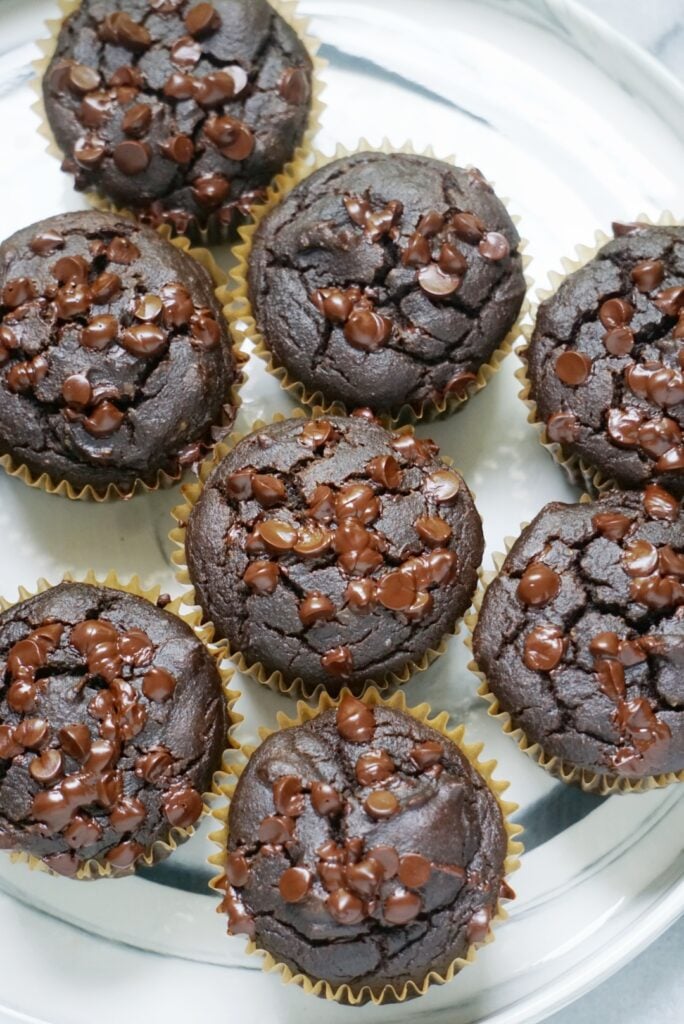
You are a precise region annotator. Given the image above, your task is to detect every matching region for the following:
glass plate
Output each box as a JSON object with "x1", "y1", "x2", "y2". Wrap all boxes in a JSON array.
[{"x1": 0, "y1": 1, "x2": 682, "y2": 1022}]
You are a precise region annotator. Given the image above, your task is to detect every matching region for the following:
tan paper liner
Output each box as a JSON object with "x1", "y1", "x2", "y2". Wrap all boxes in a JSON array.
[
  {"x1": 170, "y1": 409, "x2": 477, "y2": 700},
  {"x1": 207, "y1": 686, "x2": 523, "y2": 1005},
  {"x1": 226, "y1": 139, "x2": 532, "y2": 428},
  {"x1": 464, "y1": 533, "x2": 684, "y2": 796},
  {"x1": 33, "y1": 0, "x2": 326, "y2": 246},
  {"x1": 0, "y1": 231, "x2": 247, "y2": 501},
  {"x1": 517, "y1": 211, "x2": 680, "y2": 496},
  {"x1": 1, "y1": 570, "x2": 242, "y2": 880}
]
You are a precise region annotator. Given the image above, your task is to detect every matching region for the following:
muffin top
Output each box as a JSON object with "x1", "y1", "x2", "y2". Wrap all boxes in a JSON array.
[
  {"x1": 222, "y1": 696, "x2": 509, "y2": 997},
  {"x1": 473, "y1": 488, "x2": 684, "y2": 779},
  {"x1": 0, "y1": 211, "x2": 237, "y2": 494},
  {"x1": 528, "y1": 223, "x2": 684, "y2": 496},
  {"x1": 0, "y1": 582, "x2": 226, "y2": 877},
  {"x1": 185, "y1": 414, "x2": 484, "y2": 692},
  {"x1": 248, "y1": 152, "x2": 526, "y2": 416},
  {"x1": 43, "y1": 0, "x2": 313, "y2": 236}
]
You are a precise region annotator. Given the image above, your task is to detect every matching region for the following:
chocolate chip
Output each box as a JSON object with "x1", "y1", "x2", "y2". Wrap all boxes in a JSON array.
[
  {"x1": 82, "y1": 401, "x2": 124, "y2": 437},
  {"x1": 377, "y1": 571, "x2": 417, "y2": 612},
  {"x1": 643, "y1": 484, "x2": 679, "y2": 521},
  {"x1": 272, "y1": 776, "x2": 304, "y2": 817},
  {"x1": 252, "y1": 474, "x2": 286, "y2": 506},
  {"x1": 326, "y1": 889, "x2": 365, "y2": 925},
  {"x1": 171, "y1": 36, "x2": 202, "y2": 68},
  {"x1": 113, "y1": 140, "x2": 151, "y2": 175},
  {"x1": 344, "y1": 308, "x2": 392, "y2": 351},
  {"x1": 398, "y1": 853, "x2": 431, "y2": 888},
  {"x1": 383, "y1": 889, "x2": 422, "y2": 924},
  {"x1": 418, "y1": 263, "x2": 461, "y2": 297},
  {"x1": 185, "y1": 2, "x2": 221, "y2": 37},
  {"x1": 225, "y1": 851, "x2": 250, "y2": 887},
  {"x1": 279, "y1": 866, "x2": 311, "y2": 903},
  {"x1": 367, "y1": 454, "x2": 402, "y2": 489},
  {"x1": 546, "y1": 411, "x2": 580, "y2": 443},
  {"x1": 603, "y1": 327, "x2": 634, "y2": 356},
  {"x1": 142, "y1": 667, "x2": 176, "y2": 702},
  {"x1": 599, "y1": 297, "x2": 633, "y2": 329},
  {"x1": 409, "y1": 741, "x2": 443, "y2": 770},
  {"x1": 631, "y1": 259, "x2": 664, "y2": 293},
  {"x1": 258, "y1": 814, "x2": 294, "y2": 844},
  {"x1": 29, "y1": 749, "x2": 64, "y2": 784},
  {"x1": 160, "y1": 134, "x2": 195, "y2": 164},
  {"x1": 355, "y1": 750, "x2": 395, "y2": 786},
  {"x1": 555, "y1": 350, "x2": 592, "y2": 386},
  {"x1": 2, "y1": 277, "x2": 35, "y2": 307},
  {"x1": 336, "y1": 694, "x2": 375, "y2": 742},
  {"x1": 192, "y1": 173, "x2": 231, "y2": 208},
  {"x1": 62, "y1": 373, "x2": 92, "y2": 409},
  {"x1": 193, "y1": 72, "x2": 237, "y2": 107},
  {"x1": 30, "y1": 230, "x2": 64, "y2": 255},
  {"x1": 523, "y1": 624, "x2": 565, "y2": 671},
  {"x1": 452, "y1": 212, "x2": 484, "y2": 244},
  {"x1": 68, "y1": 64, "x2": 100, "y2": 95},
  {"x1": 91, "y1": 271, "x2": 121, "y2": 304},
  {"x1": 654, "y1": 285, "x2": 684, "y2": 316},
  {"x1": 425, "y1": 469, "x2": 460, "y2": 504},
  {"x1": 299, "y1": 592, "x2": 335, "y2": 627},
  {"x1": 243, "y1": 560, "x2": 279, "y2": 594},
  {"x1": 478, "y1": 231, "x2": 510, "y2": 260},
  {"x1": 364, "y1": 789, "x2": 399, "y2": 820},
  {"x1": 517, "y1": 562, "x2": 561, "y2": 606},
  {"x1": 121, "y1": 324, "x2": 167, "y2": 357},
  {"x1": 279, "y1": 66, "x2": 310, "y2": 104},
  {"x1": 321, "y1": 646, "x2": 353, "y2": 677},
  {"x1": 466, "y1": 907, "x2": 491, "y2": 944},
  {"x1": 163, "y1": 786, "x2": 203, "y2": 828},
  {"x1": 401, "y1": 232, "x2": 431, "y2": 267},
  {"x1": 205, "y1": 116, "x2": 255, "y2": 160},
  {"x1": 415, "y1": 515, "x2": 452, "y2": 546},
  {"x1": 310, "y1": 782, "x2": 342, "y2": 816},
  {"x1": 58, "y1": 724, "x2": 92, "y2": 762},
  {"x1": 81, "y1": 314, "x2": 118, "y2": 349}
]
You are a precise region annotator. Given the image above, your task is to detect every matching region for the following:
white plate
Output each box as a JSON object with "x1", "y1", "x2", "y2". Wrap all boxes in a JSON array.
[{"x1": 0, "y1": 1, "x2": 682, "y2": 1022}]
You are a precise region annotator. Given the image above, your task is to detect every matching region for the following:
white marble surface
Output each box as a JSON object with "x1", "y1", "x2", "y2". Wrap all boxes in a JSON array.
[{"x1": 548, "y1": 7, "x2": 683, "y2": 1022}]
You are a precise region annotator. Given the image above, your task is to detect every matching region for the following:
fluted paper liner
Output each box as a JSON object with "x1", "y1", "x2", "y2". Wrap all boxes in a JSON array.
[
  {"x1": 170, "y1": 410, "x2": 477, "y2": 700},
  {"x1": 227, "y1": 140, "x2": 532, "y2": 428},
  {"x1": 0, "y1": 231, "x2": 247, "y2": 501},
  {"x1": 517, "y1": 211, "x2": 680, "y2": 496},
  {"x1": 465, "y1": 530, "x2": 684, "y2": 796},
  {"x1": 207, "y1": 686, "x2": 523, "y2": 1005},
  {"x1": 33, "y1": 0, "x2": 326, "y2": 246},
  {"x1": 0, "y1": 570, "x2": 241, "y2": 880}
]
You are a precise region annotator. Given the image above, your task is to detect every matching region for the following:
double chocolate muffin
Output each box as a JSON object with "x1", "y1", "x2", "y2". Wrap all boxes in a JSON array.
[
  {"x1": 473, "y1": 488, "x2": 684, "y2": 783},
  {"x1": 247, "y1": 152, "x2": 526, "y2": 418},
  {"x1": 43, "y1": 0, "x2": 314, "y2": 237},
  {"x1": 0, "y1": 582, "x2": 226, "y2": 877},
  {"x1": 185, "y1": 414, "x2": 484, "y2": 692},
  {"x1": 527, "y1": 223, "x2": 684, "y2": 496},
  {"x1": 0, "y1": 211, "x2": 238, "y2": 495},
  {"x1": 220, "y1": 695, "x2": 511, "y2": 1000}
]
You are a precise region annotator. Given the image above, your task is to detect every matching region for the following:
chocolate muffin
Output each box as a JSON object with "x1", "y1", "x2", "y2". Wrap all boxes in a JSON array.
[
  {"x1": 0, "y1": 210, "x2": 238, "y2": 495},
  {"x1": 473, "y1": 487, "x2": 684, "y2": 783},
  {"x1": 185, "y1": 414, "x2": 484, "y2": 693},
  {"x1": 247, "y1": 151, "x2": 526, "y2": 418},
  {"x1": 527, "y1": 223, "x2": 684, "y2": 497},
  {"x1": 0, "y1": 582, "x2": 226, "y2": 877},
  {"x1": 220, "y1": 695, "x2": 511, "y2": 1000},
  {"x1": 43, "y1": 0, "x2": 314, "y2": 237}
]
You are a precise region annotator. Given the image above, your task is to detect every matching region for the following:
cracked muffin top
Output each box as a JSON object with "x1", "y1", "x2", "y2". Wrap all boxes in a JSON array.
[
  {"x1": 247, "y1": 152, "x2": 526, "y2": 417},
  {"x1": 528, "y1": 222, "x2": 684, "y2": 496},
  {"x1": 0, "y1": 211, "x2": 237, "y2": 494},
  {"x1": 473, "y1": 488, "x2": 684, "y2": 780},
  {"x1": 0, "y1": 582, "x2": 226, "y2": 877},
  {"x1": 43, "y1": 0, "x2": 313, "y2": 237},
  {"x1": 220, "y1": 695, "x2": 510, "y2": 998},
  {"x1": 185, "y1": 413, "x2": 484, "y2": 693}
]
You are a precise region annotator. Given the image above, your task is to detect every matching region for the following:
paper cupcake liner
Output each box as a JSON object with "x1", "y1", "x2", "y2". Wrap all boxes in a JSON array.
[
  {"x1": 517, "y1": 210, "x2": 679, "y2": 496},
  {"x1": 226, "y1": 139, "x2": 532, "y2": 428},
  {"x1": 0, "y1": 230, "x2": 247, "y2": 501},
  {"x1": 33, "y1": 0, "x2": 326, "y2": 246},
  {"x1": 170, "y1": 409, "x2": 477, "y2": 701},
  {"x1": 207, "y1": 685, "x2": 523, "y2": 1006},
  {"x1": 464, "y1": 535, "x2": 684, "y2": 796},
  {"x1": 1, "y1": 569, "x2": 241, "y2": 880}
]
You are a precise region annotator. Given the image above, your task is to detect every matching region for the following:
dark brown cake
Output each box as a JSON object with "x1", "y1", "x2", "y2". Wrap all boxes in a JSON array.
[
  {"x1": 43, "y1": 0, "x2": 314, "y2": 237},
  {"x1": 527, "y1": 222, "x2": 684, "y2": 496},
  {"x1": 221, "y1": 695, "x2": 510, "y2": 999},
  {"x1": 185, "y1": 413, "x2": 484, "y2": 692},
  {"x1": 473, "y1": 487, "x2": 684, "y2": 781},
  {"x1": 0, "y1": 210, "x2": 238, "y2": 494},
  {"x1": 0, "y1": 582, "x2": 227, "y2": 877},
  {"x1": 248, "y1": 152, "x2": 526, "y2": 417}
]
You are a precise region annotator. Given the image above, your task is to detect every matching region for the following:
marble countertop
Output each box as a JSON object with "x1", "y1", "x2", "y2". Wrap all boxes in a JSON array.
[{"x1": 548, "y1": 5, "x2": 683, "y2": 1021}]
